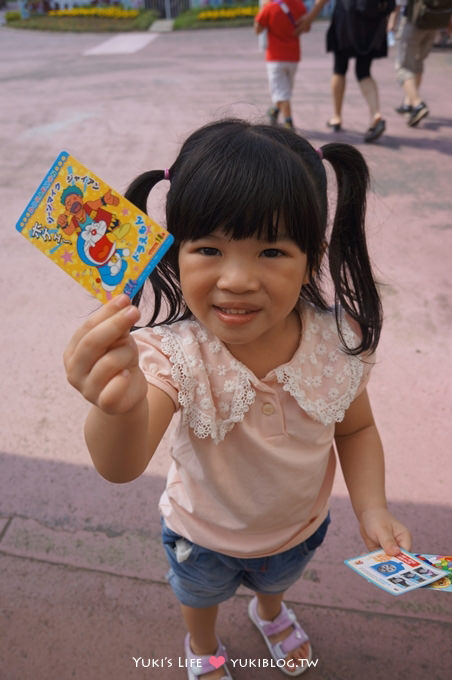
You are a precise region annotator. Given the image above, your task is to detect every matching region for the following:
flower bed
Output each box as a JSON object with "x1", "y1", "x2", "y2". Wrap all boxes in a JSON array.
[
  {"x1": 198, "y1": 7, "x2": 258, "y2": 21},
  {"x1": 5, "y1": 7, "x2": 157, "y2": 31},
  {"x1": 174, "y1": 4, "x2": 259, "y2": 30},
  {"x1": 48, "y1": 7, "x2": 140, "y2": 19}
]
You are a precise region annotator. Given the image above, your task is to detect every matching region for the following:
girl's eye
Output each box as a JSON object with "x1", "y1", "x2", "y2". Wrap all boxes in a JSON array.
[
  {"x1": 261, "y1": 248, "x2": 284, "y2": 258},
  {"x1": 196, "y1": 247, "x2": 221, "y2": 256}
]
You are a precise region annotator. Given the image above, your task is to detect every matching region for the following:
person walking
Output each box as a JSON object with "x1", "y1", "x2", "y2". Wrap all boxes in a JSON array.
[
  {"x1": 393, "y1": 0, "x2": 440, "y2": 126},
  {"x1": 298, "y1": 0, "x2": 395, "y2": 142},
  {"x1": 255, "y1": 0, "x2": 307, "y2": 129}
]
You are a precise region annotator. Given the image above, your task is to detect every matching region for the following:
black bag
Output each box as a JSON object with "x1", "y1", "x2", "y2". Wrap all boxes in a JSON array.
[{"x1": 408, "y1": 0, "x2": 452, "y2": 29}]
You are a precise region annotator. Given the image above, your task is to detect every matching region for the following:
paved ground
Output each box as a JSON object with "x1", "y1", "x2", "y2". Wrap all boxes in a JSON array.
[{"x1": 1, "y1": 19, "x2": 451, "y2": 680}]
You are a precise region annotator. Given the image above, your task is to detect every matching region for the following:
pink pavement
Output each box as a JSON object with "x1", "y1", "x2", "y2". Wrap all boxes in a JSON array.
[{"x1": 1, "y1": 19, "x2": 451, "y2": 680}]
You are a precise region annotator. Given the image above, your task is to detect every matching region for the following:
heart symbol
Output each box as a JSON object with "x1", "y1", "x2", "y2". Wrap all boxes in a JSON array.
[{"x1": 209, "y1": 655, "x2": 225, "y2": 669}]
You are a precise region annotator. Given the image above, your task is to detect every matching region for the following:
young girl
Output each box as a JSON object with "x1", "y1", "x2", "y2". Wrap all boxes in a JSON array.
[{"x1": 64, "y1": 119, "x2": 411, "y2": 679}]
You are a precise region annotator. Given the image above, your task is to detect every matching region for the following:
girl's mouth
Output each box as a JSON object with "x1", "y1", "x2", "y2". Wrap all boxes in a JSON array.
[{"x1": 213, "y1": 305, "x2": 259, "y2": 325}]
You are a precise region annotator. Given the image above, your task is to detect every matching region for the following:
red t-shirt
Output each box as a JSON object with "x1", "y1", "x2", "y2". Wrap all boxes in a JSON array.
[{"x1": 255, "y1": 0, "x2": 307, "y2": 62}]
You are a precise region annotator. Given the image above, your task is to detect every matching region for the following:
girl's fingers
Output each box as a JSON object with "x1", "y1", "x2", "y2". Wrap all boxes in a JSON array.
[
  {"x1": 81, "y1": 340, "x2": 138, "y2": 404},
  {"x1": 65, "y1": 295, "x2": 131, "y2": 357},
  {"x1": 64, "y1": 297, "x2": 140, "y2": 384},
  {"x1": 97, "y1": 368, "x2": 148, "y2": 415}
]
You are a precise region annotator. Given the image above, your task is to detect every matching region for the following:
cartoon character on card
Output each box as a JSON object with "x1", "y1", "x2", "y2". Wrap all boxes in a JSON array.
[
  {"x1": 79, "y1": 220, "x2": 130, "y2": 291},
  {"x1": 57, "y1": 186, "x2": 131, "y2": 242},
  {"x1": 58, "y1": 185, "x2": 131, "y2": 291}
]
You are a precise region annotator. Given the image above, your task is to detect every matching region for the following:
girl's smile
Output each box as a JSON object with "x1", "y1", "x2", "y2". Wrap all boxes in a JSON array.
[
  {"x1": 178, "y1": 231, "x2": 309, "y2": 372},
  {"x1": 213, "y1": 303, "x2": 260, "y2": 325}
]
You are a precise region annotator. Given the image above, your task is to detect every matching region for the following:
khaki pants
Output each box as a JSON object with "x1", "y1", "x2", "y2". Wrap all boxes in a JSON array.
[{"x1": 395, "y1": 19, "x2": 436, "y2": 84}]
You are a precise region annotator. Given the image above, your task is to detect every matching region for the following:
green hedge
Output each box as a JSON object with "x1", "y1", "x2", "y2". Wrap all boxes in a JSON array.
[
  {"x1": 174, "y1": 5, "x2": 258, "y2": 31},
  {"x1": 5, "y1": 9, "x2": 158, "y2": 32}
]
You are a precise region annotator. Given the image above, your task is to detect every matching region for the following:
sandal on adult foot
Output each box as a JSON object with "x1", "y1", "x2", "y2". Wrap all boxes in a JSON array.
[
  {"x1": 327, "y1": 119, "x2": 341, "y2": 131},
  {"x1": 364, "y1": 118, "x2": 386, "y2": 143},
  {"x1": 184, "y1": 634, "x2": 233, "y2": 680},
  {"x1": 248, "y1": 596, "x2": 312, "y2": 676}
]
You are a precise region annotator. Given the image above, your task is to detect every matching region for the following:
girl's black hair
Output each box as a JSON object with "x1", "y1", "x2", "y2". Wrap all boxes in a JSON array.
[{"x1": 125, "y1": 118, "x2": 382, "y2": 355}]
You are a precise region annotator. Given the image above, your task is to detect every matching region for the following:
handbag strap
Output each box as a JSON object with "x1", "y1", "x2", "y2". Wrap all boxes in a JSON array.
[{"x1": 275, "y1": 0, "x2": 298, "y2": 26}]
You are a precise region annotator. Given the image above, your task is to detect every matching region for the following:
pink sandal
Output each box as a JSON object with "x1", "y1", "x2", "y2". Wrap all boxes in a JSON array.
[
  {"x1": 184, "y1": 633, "x2": 233, "y2": 679},
  {"x1": 248, "y1": 596, "x2": 312, "y2": 676}
]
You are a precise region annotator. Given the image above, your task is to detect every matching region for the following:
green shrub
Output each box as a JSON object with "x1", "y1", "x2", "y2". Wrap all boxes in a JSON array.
[
  {"x1": 174, "y1": 5, "x2": 258, "y2": 31},
  {"x1": 4, "y1": 9, "x2": 158, "y2": 32},
  {"x1": 5, "y1": 10, "x2": 22, "y2": 22}
]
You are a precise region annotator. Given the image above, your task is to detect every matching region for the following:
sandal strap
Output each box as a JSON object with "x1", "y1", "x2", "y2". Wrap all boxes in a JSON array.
[
  {"x1": 255, "y1": 601, "x2": 310, "y2": 659},
  {"x1": 277, "y1": 624, "x2": 310, "y2": 658},
  {"x1": 184, "y1": 634, "x2": 229, "y2": 676},
  {"x1": 260, "y1": 602, "x2": 297, "y2": 637}
]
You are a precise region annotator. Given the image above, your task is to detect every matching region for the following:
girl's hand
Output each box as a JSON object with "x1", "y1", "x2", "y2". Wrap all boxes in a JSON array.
[
  {"x1": 64, "y1": 295, "x2": 148, "y2": 416},
  {"x1": 359, "y1": 507, "x2": 412, "y2": 557}
]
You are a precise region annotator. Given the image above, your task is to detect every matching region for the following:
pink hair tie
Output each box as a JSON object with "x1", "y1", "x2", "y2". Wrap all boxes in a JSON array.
[
  {"x1": 164, "y1": 168, "x2": 170, "y2": 180},
  {"x1": 316, "y1": 148, "x2": 323, "y2": 160}
]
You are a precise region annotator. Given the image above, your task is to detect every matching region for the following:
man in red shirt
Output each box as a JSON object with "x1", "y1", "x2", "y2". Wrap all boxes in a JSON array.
[{"x1": 255, "y1": 0, "x2": 307, "y2": 128}]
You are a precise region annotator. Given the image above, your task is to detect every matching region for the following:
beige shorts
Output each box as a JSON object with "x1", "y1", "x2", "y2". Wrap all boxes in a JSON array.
[
  {"x1": 396, "y1": 19, "x2": 436, "y2": 83},
  {"x1": 266, "y1": 61, "x2": 298, "y2": 103}
]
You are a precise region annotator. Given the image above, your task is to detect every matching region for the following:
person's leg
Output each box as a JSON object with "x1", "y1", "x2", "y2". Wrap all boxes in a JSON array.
[
  {"x1": 357, "y1": 56, "x2": 386, "y2": 141},
  {"x1": 358, "y1": 76, "x2": 381, "y2": 124},
  {"x1": 277, "y1": 100, "x2": 292, "y2": 121},
  {"x1": 161, "y1": 520, "x2": 238, "y2": 678},
  {"x1": 401, "y1": 74, "x2": 422, "y2": 107},
  {"x1": 402, "y1": 28, "x2": 435, "y2": 126},
  {"x1": 356, "y1": 56, "x2": 382, "y2": 126},
  {"x1": 330, "y1": 74, "x2": 346, "y2": 124},
  {"x1": 276, "y1": 63, "x2": 297, "y2": 128},
  {"x1": 255, "y1": 591, "x2": 311, "y2": 669},
  {"x1": 266, "y1": 62, "x2": 280, "y2": 123},
  {"x1": 181, "y1": 603, "x2": 226, "y2": 680},
  {"x1": 329, "y1": 52, "x2": 347, "y2": 126}
]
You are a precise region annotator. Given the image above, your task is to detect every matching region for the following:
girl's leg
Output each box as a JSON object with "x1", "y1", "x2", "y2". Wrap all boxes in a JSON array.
[
  {"x1": 277, "y1": 100, "x2": 293, "y2": 127},
  {"x1": 255, "y1": 591, "x2": 311, "y2": 669},
  {"x1": 181, "y1": 603, "x2": 225, "y2": 680}
]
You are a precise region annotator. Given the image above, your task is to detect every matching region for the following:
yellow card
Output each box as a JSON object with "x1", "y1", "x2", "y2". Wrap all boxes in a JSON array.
[{"x1": 16, "y1": 151, "x2": 173, "y2": 303}]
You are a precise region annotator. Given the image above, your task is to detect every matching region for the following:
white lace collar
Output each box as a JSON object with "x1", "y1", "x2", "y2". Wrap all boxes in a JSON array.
[{"x1": 153, "y1": 303, "x2": 367, "y2": 443}]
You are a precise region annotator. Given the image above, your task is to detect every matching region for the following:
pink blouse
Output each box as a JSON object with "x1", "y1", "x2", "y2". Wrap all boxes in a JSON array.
[{"x1": 133, "y1": 301, "x2": 373, "y2": 557}]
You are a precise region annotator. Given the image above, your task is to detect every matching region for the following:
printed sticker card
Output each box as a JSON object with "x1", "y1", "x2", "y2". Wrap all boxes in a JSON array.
[
  {"x1": 417, "y1": 555, "x2": 452, "y2": 592},
  {"x1": 345, "y1": 549, "x2": 447, "y2": 595},
  {"x1": 16, "y1": 151, "x2": 174, "y2": 304}
]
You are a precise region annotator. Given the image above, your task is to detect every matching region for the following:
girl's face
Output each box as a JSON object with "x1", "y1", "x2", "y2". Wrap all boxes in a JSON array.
[{"x1": 178, "y1": 229, "x2": 309, "y2": 367}]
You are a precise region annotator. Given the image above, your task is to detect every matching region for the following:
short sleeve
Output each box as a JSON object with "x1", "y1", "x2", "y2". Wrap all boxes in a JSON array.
[
  {"x1": 255, "y1": 6, "x2": 269, "y2": 28},
  {"x1": 343, "y1": 313, "x2": 376, "y2": 399},
  {"x1": 356, "y1": 351, "x2": 376, "y2": 398},
  {"x1": 133, "y1": 327, "x2": 180, "y2": 410}
]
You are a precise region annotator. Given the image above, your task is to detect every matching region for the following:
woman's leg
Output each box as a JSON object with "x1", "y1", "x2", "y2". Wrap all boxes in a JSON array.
[
  {"x1": 356, "y1": 56, "x2": 382, "y2": 126},
  {"x1": 255, "y1": 591, "x2": 311, "y2": 671},
  {"x1": 330, "y1": 52, "x2": 348, "y2": 125},
  {"x1": 181, "y1": 603, "x2": 225, "y2": 680}
]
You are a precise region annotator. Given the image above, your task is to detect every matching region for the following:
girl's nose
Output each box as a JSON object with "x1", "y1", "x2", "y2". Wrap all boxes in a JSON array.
[{"x1": 216, "y1": 260, "x2": 259, "y2": 293}]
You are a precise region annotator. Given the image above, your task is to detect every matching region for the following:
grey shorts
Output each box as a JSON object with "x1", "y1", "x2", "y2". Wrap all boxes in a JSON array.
[
  {"x1": 266, "y1": 61, "x2": 298, "y2": 103},
  {"x1": 396, "y1": 19, "x2": 436, "y2": 83}
]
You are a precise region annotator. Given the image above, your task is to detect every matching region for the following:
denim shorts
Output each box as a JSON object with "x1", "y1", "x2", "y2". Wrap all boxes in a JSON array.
[{"x1": 161, "y1": 514, "x2": 330, "y2": 608}]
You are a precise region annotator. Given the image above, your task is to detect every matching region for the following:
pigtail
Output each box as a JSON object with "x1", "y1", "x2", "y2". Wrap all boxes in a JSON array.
[
  {"x1": 320, "y1": 143, "x2": 382, "y2": 355},
  {"x1": 125, "y1": 169, "x2": 183, "y2": 325}
]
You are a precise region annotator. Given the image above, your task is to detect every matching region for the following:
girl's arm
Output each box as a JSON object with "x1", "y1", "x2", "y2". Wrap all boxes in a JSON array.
[
  {"x1": 335, "y1": 389, "x2": 412, "y2": 556},
  {"x1": 254, "y1": 19, "x2": 265, "y2": 35},
  {"x1": 64, "y1": 295, "x2": 175, "y2": 483}
]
